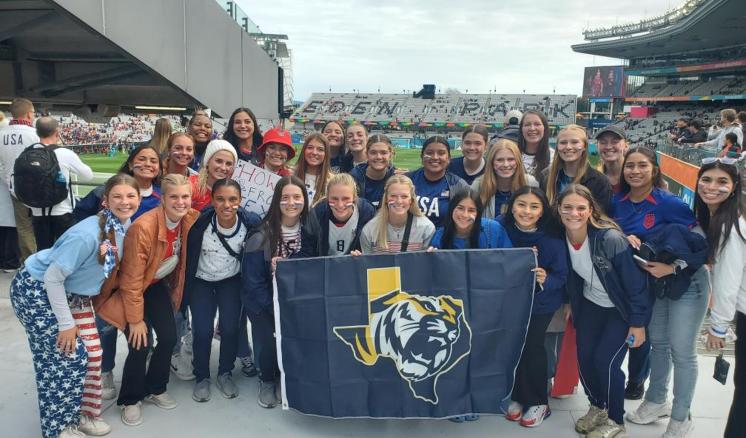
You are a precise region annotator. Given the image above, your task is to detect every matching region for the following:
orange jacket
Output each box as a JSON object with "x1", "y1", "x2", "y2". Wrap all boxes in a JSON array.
[{"x1": 94, "y1": 205, "x2": 199, "y2": 330}]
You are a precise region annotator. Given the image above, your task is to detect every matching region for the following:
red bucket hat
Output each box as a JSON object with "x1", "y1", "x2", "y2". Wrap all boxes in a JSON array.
[{"x1": 257, "y1": 127, "x2": 295, "y2": 160}]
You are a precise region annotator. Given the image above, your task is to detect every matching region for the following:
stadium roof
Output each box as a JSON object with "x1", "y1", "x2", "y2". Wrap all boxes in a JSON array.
[
  {"x1": 0, "y1": 0, "x2": 280, "y2": 119},
  {"x1": 572, "y1": 0, "x2": 746, "y2": 59}
]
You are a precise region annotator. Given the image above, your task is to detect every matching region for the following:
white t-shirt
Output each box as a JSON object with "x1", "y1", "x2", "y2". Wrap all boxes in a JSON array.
[
  {"x1": 196, "y1": 218, "x2": 247, "y2": 281},
  {"x1": 522, "y1": 148, "x2": 555, "y2": 176},
  {"x1": 279, "y1": 223, "x2": 301, "y2": 258},
  {"x1": 567, "y1": 237, "x2": 614, "y2": 308},
  {"x1": 30, "y1": 147, "x2": 94, "y2": 216},
  {"x1": 328, "y1": 208, "x2": 359, "y2": 256},
  {"x1": 0, "y1": 123, "x2": 40, "y2": 188},
  {"x1": 710, "y1": 217, "x2": 746, "y2": 334},
  {"x1": 305, "y1": 174, "x2": 318, "y2": 202}
]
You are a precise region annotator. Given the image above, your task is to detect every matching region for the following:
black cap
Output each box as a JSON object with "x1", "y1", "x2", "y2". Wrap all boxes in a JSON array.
[{"x1": 594, "y1": 125, "x2": 626, "y2": 140}]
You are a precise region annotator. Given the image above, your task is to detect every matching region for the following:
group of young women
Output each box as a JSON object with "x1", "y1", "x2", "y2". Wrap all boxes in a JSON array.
[{"x1": 10, "y1": 107, "x2": 745, "y2": 438}]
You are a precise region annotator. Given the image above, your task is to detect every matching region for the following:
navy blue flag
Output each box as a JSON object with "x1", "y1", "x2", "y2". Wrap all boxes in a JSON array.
[{"x1": 273, "y1": 248, "x2": 536, "y2": 418}]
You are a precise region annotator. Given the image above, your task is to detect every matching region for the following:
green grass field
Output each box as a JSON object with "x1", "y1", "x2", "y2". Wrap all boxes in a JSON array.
[{"x1": 79, "y1": 147, "x2": 462, "y2": 175}]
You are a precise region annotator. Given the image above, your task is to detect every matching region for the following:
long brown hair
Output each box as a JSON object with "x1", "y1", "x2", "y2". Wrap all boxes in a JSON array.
[
  {"x1": 163, "y1": 132, "x2": 195, "y2": 174},
  {"x1": 262, "y1": 175, "x2": 310, "y2": 257},
  {"x1": 478, "y1": 139, "x2": 528, "y2": 209},
  {"x1": 294, "y1": 133, "x2": 331, "y2": 205},
  {"x1": 619, "y1": 146, "x2": 664, "y2": 194},
  {"x1": 694, "y1": 161, "x2": 745, "y2": 263},
  {"x1": 518, "y1": 110, "x2": 551, "y2": 178},
  {"x1": 545, "y1": 124, "x2": 590, "y2": 205},
  {"x1": 97, "y1": 173, "x2": 140, "y2": 264}
]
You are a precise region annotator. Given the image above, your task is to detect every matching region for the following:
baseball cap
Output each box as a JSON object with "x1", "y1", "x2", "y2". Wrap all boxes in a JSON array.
[{"x1": 594, "y1": 125, "x2": 626, "y2": 140}]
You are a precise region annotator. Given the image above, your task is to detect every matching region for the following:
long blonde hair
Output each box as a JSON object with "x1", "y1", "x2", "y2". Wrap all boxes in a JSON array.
[
  {"x1": 545, "y1": 124, "x2": 590, "y2": 205},
  {"x1": 557, "y1": 184, "x2": 620, "y2": 231},
  {"x1": 148, "y1": 118, "x2": 173, "y2": 156},
  {"x1": 374, "y1": 175, "x2": 423, "y2": 250},
  {"x1": 479, "y1": 139, "x2": 528, "y2": 208},
  {"x1": 294, "y1": 133, "x2": 332, "y2": 205}
]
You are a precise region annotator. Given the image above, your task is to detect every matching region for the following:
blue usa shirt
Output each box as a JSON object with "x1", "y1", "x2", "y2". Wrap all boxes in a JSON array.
[
  {"x1": 610, "y1": 187, "x2": 695, "y2": 239},
  {"x1": 407, "y1": 168, "x2": 452, "y2": 227},
  {"x1": 447, "y1": 156, "x2": 484, "y2": 186}
]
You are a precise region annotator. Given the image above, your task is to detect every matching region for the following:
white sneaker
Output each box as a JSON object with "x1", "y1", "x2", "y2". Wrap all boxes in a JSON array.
[
  {"x1": 505, "y1": 401, "x2": 523, "y2": 421},
  {"x1": 78, "y1": 415, "x2": 112, "y2": 436},
  {"x1": 144, "y1": 392, "x2": 178, "y2": 410},
  {"x1": 520, "y1": 405, "x2": 550, "y2": 427},
  {"x1": 663, "y1": 416, "x2": 693, "y2": 438},
  {"x1": 101, "y1": 371, "x2": 116, "y2": 400},
  {"x1": 170, "y1": 353, "x2": 195, "y2": 381},
  {"x1": 58, "y1": 425, "x2": 86, "y2": 438},
  {"x1": 120, "y1": 402, "x2": 143, "y2": 426},
  {"x1": 626, "y1": 400, "x2": 672, "y2": 424}
]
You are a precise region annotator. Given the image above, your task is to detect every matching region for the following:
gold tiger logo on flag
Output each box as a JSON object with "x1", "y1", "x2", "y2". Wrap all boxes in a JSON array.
[{"x1": 333, "y1": 267, "x2": 472, "y2": 404}]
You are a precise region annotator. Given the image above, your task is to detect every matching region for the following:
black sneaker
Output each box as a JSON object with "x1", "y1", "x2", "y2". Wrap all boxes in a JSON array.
[{"x1": 624, "y1": 381, "x2": 645, "y2": 400}]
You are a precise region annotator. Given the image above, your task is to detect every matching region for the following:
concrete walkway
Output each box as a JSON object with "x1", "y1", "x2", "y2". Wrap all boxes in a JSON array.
[{"x1": 0, "y1": 271, "x2": 733, "y2": 438}]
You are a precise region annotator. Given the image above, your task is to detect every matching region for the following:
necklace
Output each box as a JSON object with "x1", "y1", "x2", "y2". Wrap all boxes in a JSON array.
[{"x1": 390, "y1": 224, "x2": 404, "y2": 240}]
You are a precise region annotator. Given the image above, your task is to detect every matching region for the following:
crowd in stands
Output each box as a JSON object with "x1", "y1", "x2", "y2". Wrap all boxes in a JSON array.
[
  {"x1": 605, "y1": 105, "x2": 746, "y2": 157},
  {"x1": 53, "y1": 113, "x2": 183, "y2": 147}
]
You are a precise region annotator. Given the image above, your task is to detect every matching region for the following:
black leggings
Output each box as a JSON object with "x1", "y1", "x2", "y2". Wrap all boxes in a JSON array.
[
  {"x1": 513, "y1": 312, "x2": 554, "y2": 406},
  {"x1": 117, "y1": 281, "x2": 177, "y2": 406}
]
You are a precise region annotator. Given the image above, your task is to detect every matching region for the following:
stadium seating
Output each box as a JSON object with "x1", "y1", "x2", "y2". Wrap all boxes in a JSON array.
[
  {"x1": 291, "y1": 93, "x2": 577, "y2": 126},
  {"x1": 629, "y1": 76, "x2": 746, "y2": 98}
]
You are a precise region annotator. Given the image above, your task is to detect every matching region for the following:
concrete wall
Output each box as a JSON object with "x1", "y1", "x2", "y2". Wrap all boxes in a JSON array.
[{"x1": 50, "y1": 0, "x2": 279, "y2": 119}]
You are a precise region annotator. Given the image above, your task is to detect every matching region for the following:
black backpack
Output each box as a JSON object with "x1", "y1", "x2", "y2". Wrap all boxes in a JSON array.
[{"x1": 12, "y1": 143, "x2": 68, "y2": 212}]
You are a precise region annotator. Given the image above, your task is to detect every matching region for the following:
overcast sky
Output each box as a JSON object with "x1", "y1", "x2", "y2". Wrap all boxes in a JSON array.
[{"x1": 238, "y1": 0, "x2": 677, "y2": 100}]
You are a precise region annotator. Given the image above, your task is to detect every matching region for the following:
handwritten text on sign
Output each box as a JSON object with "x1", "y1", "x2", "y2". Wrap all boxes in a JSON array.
[{"x1": 231, "y1": 160, "x2": 280, "y2": 218}]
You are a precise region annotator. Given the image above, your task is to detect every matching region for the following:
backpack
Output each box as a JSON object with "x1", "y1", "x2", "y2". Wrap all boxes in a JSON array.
[{"x1": 12, "y1": 143, "x2": 69, "y2": 212}]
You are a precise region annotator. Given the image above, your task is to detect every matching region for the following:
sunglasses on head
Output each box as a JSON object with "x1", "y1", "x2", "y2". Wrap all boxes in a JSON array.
[{"x1": 702, "y1": 156, "x2": 740, "y2": 166}]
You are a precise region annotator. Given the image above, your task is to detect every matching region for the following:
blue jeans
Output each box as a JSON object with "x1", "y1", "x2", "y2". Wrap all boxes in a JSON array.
[
  {"x1": 189, "y1": 275, "x2": 242, "y2": 381},
  {"x1": 645, "y1": 267, "x2": 709, "y2": 421},
  {"x1": 96, "y1": 316, "x2": 117, "y2": 373},
  {"x1": 173, "y1": 308, "x2": 189, "y2": 355},
  {"x1": 576, "y1": 296, "x2": 630, "y2": 425}
]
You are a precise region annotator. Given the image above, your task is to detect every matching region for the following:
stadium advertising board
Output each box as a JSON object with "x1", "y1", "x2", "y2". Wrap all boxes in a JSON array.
[
  {"x1": 583, "y1": 66, "x2": 625, "y2": 98},
  {"x1": 657, "y1": 152, "x2": 698, "y2": 208}
]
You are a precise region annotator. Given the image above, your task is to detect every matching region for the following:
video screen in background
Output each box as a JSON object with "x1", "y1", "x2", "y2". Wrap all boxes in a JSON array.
[{"x1": 583, "y1": 66, "x2": 625, "y2": 97}]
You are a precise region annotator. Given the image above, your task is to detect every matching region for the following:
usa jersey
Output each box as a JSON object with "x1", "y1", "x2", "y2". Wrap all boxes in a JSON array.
[
  {"x1": 611, "y1": 187, "x2": 695, "y2": 239},
  {"x1": 407, "y1": 168, "x2": 451, "y2": 228},
  {"x1": 447, "y1": 156, "x2": 484, "y2": 185}
]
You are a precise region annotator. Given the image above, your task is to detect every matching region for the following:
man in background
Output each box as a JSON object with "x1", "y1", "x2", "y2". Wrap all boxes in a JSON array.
[
  {"x1": 31, "y1": 116, "x2": 93, "y2": 250},
  {"x1": 0, "y1": 98, "x2": 38, "y2": 262}
]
